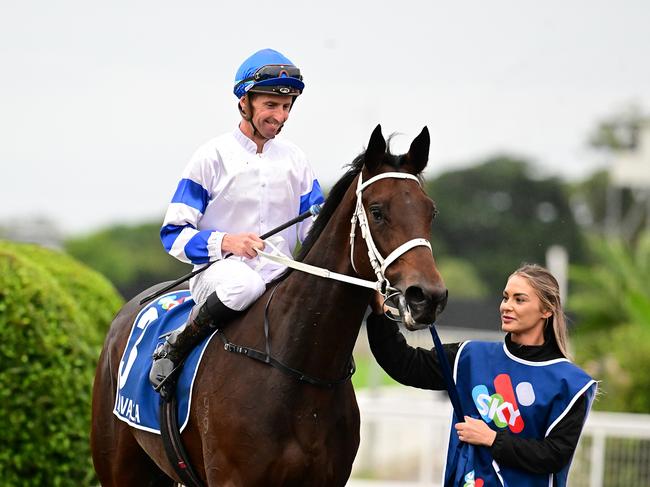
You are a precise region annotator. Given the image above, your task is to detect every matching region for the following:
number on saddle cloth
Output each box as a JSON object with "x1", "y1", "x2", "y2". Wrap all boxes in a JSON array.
[{"x1": 112, "y1": 291, "x2": 216, "y2": 434}]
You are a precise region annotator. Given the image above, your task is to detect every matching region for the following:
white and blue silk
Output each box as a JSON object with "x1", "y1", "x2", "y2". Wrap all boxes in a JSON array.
[{"x1": 161, "y1": 128, "x2": 324, "y2": 308}]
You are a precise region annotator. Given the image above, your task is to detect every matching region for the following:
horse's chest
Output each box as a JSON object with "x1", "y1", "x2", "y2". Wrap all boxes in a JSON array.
[
  {"x1": 232, "y1": 402, "x2": 359, "y2": 485},
  {"x1": 267, "y1": 436, "x2": 355, "y2": 487},
  {"x1": 279, "y1": 406, "x2": 360, "y2": 482}
]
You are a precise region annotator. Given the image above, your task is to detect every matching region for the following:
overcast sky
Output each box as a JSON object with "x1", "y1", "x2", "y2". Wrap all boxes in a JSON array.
[{"x1": 2, "y1": 1, "x2": 649, "y2": 236}]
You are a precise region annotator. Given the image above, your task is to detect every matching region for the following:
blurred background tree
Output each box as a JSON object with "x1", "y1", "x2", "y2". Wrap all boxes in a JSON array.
[
  {"x1": 567, "y1": 103, "x2": 650, "y2": 413},
  {"x1": 569, "y1": 232, "x2": 650, "y2": 413},
  {"x1": 426, "y1": 155, "x2": 585, "y2": 297},
  {"x1": 64, "y1": 223, "x2": 187, "y2": 300},
  {"x1": 588, "y1": 104, "x2": 645, "y2": 151}
]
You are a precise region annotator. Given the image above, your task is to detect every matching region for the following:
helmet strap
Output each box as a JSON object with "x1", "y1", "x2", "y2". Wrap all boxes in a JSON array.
[
  {"x1": 239, "y1": 92, "x2": 295, "y2": 144},
  {"x1": 239, "y1": 94, "x2": 266, "y2": 141}
]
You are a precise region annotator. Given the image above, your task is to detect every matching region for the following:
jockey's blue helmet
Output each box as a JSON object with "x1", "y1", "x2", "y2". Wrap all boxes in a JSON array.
[{"x1": 233, "y1": 48, "x2": 304, "y2": 99}]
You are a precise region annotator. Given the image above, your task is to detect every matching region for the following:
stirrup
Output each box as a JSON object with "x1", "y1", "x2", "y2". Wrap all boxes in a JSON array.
[
  {"x1": 152, "y1": 358, "x2": 188, "y2": 398},
  {"x1": 153, "y1": 365, "x2": 180, "y2": 393}
]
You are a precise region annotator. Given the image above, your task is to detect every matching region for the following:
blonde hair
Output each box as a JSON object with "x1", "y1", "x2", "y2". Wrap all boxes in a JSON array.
[{"x1": 510, "y1": 264, "x2": 571, "y2": 359}]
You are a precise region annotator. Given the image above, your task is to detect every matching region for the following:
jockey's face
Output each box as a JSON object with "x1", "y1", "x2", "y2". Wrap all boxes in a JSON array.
[{"x1": 241, "y1": 93, "x2": 293, "y2": 140}]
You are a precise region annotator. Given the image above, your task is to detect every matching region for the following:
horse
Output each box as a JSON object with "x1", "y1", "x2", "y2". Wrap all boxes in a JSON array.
[{"x1": 91, "y1": 125, "x2": 448, "y2": 487}]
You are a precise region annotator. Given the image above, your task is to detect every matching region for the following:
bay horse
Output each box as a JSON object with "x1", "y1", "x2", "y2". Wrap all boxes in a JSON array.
[{"x1": 91, "y1": 125, "x2": 448, "y2": 486}]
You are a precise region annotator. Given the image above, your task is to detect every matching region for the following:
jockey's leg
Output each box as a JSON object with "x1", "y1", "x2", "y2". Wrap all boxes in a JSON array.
[
  {"x1": 149, "y1": 259, "x2": 268, "y2": 393},
  {"x1": 148, "y1": 292, "x2": 238, "y2": 392}
]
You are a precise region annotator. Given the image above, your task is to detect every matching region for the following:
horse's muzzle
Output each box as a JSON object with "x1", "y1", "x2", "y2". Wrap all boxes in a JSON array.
[{"x1": 400, "y1": 285, "x2": 448, "y2": 331}]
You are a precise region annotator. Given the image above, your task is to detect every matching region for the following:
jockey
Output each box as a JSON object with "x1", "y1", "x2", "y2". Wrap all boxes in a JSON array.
[{"x1": 150, "y1": 48, "x2": 325, "y2": 392}]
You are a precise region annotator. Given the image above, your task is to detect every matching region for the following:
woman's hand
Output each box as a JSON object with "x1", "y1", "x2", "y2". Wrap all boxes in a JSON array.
[
  {"x1": 370, "y1": 291, "x2": 387, "y2": 315},
  {"x1": 454, "y1": 416, "x2": 497, "y2": 447},
  {"x1": 222, "y1": 233, "x2": 264, "y2": 259}
]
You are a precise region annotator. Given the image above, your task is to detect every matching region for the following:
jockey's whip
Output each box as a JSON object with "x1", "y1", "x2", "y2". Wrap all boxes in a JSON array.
[{"x1": 139, "y1": 204, "x2": 322, "y2": 305}]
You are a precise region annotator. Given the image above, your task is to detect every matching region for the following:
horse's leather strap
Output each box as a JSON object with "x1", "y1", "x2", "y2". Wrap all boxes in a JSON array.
[
  {"x1": 217, "y1": 331, "x2": 356, "y2": 388},
  {"x1": 216, "y1": 285, "x2": 356, "y2": 389},
  {"x1": 160, "y1": 394, "x2": 205, "y2": 487},
  {"x1": 256, "y1": 246, "x2": 385, "y2": 291}
]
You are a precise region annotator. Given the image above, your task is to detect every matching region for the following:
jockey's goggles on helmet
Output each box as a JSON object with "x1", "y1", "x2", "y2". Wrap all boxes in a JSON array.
[
  {"x1": 252, "y1": 64, "x2": 302, "y2": 83},
  {"x1": 235, "y1": 64, "x2": 304, "y2": 96}
]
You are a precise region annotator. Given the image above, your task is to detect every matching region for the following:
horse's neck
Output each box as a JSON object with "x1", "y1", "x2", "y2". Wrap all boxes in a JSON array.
[{"x1": 269, "y1": 188, "x2": 371, "y2": 381}]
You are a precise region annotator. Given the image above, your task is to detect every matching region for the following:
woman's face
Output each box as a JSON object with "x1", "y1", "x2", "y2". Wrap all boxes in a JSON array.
[{"x1": 500, "y1": 274, "x2": 551, "y2": 345}]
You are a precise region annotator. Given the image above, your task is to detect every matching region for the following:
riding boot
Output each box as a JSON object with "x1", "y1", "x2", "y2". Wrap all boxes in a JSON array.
[{"x1": 149, "y1": 293, "x2": 239, "y2": 393}]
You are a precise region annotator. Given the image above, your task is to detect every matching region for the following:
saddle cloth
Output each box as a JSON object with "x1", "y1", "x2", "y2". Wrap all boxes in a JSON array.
[{"x1": 112, "y1": 290, "x2": 216, "y2": 434}]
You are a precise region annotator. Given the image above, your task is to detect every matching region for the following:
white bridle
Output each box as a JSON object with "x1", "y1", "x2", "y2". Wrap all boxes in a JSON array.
[
  {"x1": 257, "y1": 171, "x2": 433, "y2": 301},
  {"x1": 349, "y1": 171, "x2": 432, "y2": 293}
]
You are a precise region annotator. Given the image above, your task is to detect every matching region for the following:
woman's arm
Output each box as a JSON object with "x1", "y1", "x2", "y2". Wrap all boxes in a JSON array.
[
  {"x1": 489, "y1": 394, "x2": 588, "y2": 473},
  {"x1": 366, "y1": 312, "x2": 460, "y2": 390}
]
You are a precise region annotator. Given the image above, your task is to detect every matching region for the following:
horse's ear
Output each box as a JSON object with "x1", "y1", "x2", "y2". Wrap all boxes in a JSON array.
[
  {"x1": 364, "y1": 124, "x2": 387, "y2": 172},
  {"x1": 405, "y1": 126, "x2": 430, "y2": 173}
]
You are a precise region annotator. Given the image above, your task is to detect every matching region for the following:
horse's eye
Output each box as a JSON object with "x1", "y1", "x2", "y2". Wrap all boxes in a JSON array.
[{"x1": 369, "y1": 206, "x2": 383, "y2": 222}]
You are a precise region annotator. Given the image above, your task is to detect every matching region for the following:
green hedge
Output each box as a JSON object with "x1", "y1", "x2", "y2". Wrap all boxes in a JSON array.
[{"x1": 0, "y1": 241, "x2": 123, "y2": 486}]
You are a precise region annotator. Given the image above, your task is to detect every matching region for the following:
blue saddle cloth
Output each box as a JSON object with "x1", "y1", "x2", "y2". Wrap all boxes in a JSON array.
[{"x1": 112, "y1": 290, "x2": 216, "y2": 434}]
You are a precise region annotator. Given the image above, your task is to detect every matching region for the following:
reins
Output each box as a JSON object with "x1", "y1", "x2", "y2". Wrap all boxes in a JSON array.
[
  {"x1": 257, "y1": 171, "x2": 432, "y2": 326},
  {"x1": 139, "y1": 204, "x2": 322, "y2": 306}
]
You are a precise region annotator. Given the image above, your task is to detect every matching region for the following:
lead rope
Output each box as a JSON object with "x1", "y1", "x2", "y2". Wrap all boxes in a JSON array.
[{"x1": 428, "y1": 326, "x2": 465, "y2": 420}]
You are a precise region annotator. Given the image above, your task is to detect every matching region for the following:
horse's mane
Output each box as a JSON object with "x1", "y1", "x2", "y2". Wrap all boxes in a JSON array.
[{"x1": 297, "y1": 137, "x2": 412, "y2": 261}]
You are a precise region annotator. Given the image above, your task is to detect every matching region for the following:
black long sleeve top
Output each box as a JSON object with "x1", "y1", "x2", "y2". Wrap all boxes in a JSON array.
[{"x1": 366, "y1": 312, "x2": 588, "y2": 476}]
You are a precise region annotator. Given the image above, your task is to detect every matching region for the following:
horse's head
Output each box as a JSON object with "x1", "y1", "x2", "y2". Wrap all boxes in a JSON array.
[{"x1": 352, "y1": 125, "x2": 448, "y2": 330}]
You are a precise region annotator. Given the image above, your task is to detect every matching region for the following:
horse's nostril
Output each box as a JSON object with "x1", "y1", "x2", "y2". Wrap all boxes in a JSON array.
[
  {"x1": 404, "y1": 286, "x2": 426, "y2": 304},
  {"x1": 405, "y1": 285, "x2": 448, "y2": 312}
]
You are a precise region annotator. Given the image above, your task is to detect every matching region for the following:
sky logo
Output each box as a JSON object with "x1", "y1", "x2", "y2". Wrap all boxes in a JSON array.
[
  {"x1": 463, "y1": 469, "x2": 484, "y2": 487},
  {"x1": 157, "y1": 294, "x2": 189, "y2": 310},
  {"x1": 471, "y1": 373, "x2": 536, "y2": 433}
]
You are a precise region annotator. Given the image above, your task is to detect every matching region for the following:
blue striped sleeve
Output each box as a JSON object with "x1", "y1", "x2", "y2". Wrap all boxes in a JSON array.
[
  {"x1": 171, "y1": 178, "x2": 209, "y2": 214},
  {"x1": 299, "y1": 179, "x2": 325, "y2": 214},
  {"x1": 160, "y1": 223, "x2": 194, "y2": 252},
  {"x1": 183, "y1": 230, "x2": 213, "y2": 264}
]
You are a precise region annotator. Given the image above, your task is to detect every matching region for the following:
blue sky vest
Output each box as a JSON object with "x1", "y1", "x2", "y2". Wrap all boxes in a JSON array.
[{"x1": 444, "y1": 341, "x2": 597, "y2": 487}]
